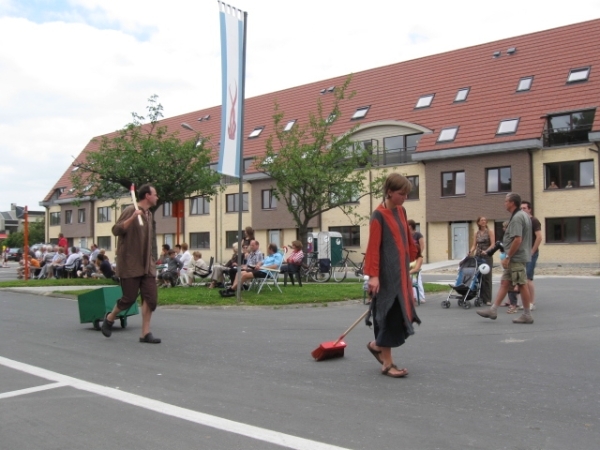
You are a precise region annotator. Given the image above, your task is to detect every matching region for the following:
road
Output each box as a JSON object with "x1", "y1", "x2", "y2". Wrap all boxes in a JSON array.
[{"x1": 1, "y1": 275, "x2": 599, "y2": 449}]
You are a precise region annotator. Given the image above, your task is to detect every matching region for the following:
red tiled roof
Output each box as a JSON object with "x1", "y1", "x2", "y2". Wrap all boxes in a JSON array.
[{"x1": 45, "y1": 18, "x2": 600, "y2": 203}]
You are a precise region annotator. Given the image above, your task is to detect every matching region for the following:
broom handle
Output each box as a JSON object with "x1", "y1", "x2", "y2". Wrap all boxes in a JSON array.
[
  {"x1": 333, "y1": 309, "x2": 370, "y2": 346},
  {"x1": 130, "y1": 185, "x2": 144, "y2": 226}
]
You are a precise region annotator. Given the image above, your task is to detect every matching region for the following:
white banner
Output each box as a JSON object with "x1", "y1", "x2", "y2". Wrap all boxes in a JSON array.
[{"x1": 218, "y1": 1, "x2": 246, "y2": 178}]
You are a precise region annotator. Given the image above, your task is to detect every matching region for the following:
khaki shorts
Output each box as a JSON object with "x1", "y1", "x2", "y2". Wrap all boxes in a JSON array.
[{"x1": 501, "y1": 261, "x2": 527, "y2": 286}]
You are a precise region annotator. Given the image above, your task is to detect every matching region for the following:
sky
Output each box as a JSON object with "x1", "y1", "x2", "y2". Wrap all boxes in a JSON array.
[{"x1": 1, "y1": 0, "x2": 600, "y2": 214}]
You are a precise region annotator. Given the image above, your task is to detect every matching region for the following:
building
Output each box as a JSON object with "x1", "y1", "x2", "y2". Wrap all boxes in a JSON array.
[
  {"x1": 42, "y1": 19, "x2": 600, "y2": 266},
  {"x1": 1, "y1": 204, "x2": 45, "y2": 236}
]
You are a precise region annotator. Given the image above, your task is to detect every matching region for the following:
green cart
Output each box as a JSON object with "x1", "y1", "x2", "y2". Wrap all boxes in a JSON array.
[{"x1": 77, "y1": 286, "x2": 139, "y2": 331}]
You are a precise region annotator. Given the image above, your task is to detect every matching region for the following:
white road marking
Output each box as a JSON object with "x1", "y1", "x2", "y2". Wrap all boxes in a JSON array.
[
  {"x1": 0, "y1": 356, "x2": 351, "y2": 450},
  {"x1": 0, "y1": 381, "x2": 67, "y2": 399}
]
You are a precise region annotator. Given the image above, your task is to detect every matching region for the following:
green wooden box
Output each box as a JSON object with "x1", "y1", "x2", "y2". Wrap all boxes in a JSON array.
[{"x1": 77, "y1": 286, "x2": 139, "y2": 330}]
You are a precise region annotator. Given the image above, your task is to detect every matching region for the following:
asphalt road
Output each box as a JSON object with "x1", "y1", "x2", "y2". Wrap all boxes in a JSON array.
[{"x1": 1, "y1": 276, "x2": 599, "y2": 450}]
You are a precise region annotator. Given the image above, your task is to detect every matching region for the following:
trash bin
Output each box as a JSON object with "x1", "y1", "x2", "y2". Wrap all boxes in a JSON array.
[{"x1": 78, "y1": 286, "x2": 139, "y2": 331}]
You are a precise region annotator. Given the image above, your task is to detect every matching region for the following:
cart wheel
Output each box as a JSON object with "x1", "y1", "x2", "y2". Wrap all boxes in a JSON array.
[
  {"x1": 93, "y1": 319, "x2": 101, "y2": 331},
  {"x1": 120, "y1": 317, "x2": 127, "y2": 328},
  {"x1": 464, "y1": 301, "x2": 472, "y2": 309}
]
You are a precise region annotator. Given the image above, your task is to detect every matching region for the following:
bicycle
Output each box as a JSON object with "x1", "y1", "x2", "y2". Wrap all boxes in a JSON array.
[
  {"x1": 299, "y1": 251, "x2": 331, "y2": 283},
  {"x1": 332, "y1": 248, "x2": 365, "y2": 282}
]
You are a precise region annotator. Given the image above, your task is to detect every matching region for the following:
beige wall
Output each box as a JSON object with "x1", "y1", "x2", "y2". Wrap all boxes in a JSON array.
[{"x1": 428, "y1": 222, "x2": 451, "y2": 262}]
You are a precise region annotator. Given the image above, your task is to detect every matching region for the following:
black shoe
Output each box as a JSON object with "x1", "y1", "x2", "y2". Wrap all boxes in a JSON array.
[
  {"x1": 101, "y1": 313, "x2": 114, "y2": 338},
  {"x1": 139, "y1": 332, "x2": 161, "y2": 343}
]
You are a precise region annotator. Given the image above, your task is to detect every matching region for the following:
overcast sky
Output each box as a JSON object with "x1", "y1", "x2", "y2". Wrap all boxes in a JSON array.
[{"x1": 1, "y1": 0, "x2": 599, "y2": 213}]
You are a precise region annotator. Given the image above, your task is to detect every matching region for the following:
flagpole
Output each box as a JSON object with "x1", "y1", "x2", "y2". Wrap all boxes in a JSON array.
[{"x1": 235, "y1": 10, "x2": 248, "y2": 303}]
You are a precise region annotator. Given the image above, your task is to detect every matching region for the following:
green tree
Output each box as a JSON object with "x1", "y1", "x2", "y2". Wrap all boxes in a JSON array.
[
  {"x1": 71, "y1": 95, "x2": 222, "y2": 257},
  {"x1": 1, "y1": 217, "x2": 45, "y2": 249},
  {"x1": 259, "y1": 77, "x2": 385, "y2": 250}
]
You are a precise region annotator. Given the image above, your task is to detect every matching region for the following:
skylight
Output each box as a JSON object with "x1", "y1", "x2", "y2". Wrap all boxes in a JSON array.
[
  {"x1": 351, "y1": 106, "x2": 370, "y2": 120},
  {"x1": 437, "y1": 127, "x2": 458, "y2": 142},
  {"x1": 71, "y1": 166, "x2": 79, "y2": 172},
  {"x1": 454, "y1": 88, "x2": 470, "y2": 102},
  {"x1": 517, "y1": 76, "x2": 533, "y2": 92},
  {"x1": 416, "y1": 94, "x2": 434, "y2": 108},
  {"x1": 248, "y1": 126, "x2": 264, "y2": 138},
  {"x1": 497, "y1": 118, "x2": 520, "y2": 135},
  {"x1": 326, "y1": 114, "x2": 336, "y2": 124},
  {"x1": 284, "y1": 120, "x2": 296, "y2": 132},
  {"x1": 567, "y1": 67, "x2": 590, "y2": 83}
]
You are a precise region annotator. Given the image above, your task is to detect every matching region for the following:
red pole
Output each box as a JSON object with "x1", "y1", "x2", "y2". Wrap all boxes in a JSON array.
[{"x1": 24, "y1": 206, "x2": 29, "y2": 280}]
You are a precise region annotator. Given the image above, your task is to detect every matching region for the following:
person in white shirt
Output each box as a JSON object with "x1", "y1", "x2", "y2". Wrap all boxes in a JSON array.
[{"x1": 178, "y1": 242, "x2": 192, "y2": 285}]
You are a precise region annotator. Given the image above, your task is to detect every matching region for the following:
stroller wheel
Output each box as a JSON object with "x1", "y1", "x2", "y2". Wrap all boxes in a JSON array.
[
  {"x1": 441, "y1": 301, "x2": 450, "y2": 308},
  {"x1": 463, "y1": 301, "x2": 472, "y2": 309},
  {"x1": 474, "y1": 299, "x2": 481, "y2": 307}
]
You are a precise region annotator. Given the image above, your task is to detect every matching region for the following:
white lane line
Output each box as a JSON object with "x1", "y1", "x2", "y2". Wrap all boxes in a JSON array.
[
  {"x1": 0, "y1": 381, "x2": 67, "y2": 400},
  {"x1": 0, "y1": 356, "x2": 351, "y2": 450}
]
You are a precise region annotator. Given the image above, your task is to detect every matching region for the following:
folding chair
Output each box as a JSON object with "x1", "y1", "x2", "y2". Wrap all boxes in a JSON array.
[
  {"x1": 251, "y1": 251, "x2": 284, "y2": 294},
  {"x1": 188, "y1": 257, "x2": 214, "y2": 286}
]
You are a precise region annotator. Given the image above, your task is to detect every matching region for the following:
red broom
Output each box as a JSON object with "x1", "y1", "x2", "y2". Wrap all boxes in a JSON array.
[{"x1": 311, "y1": 309, "x2": 370, "y2": 361}]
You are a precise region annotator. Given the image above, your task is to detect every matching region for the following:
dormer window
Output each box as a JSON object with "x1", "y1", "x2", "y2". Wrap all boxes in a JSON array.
[
  {"x1": 415, "y1": 94, "x2": 434, "y2": 109},
  {"x1": 351, "y1": 106, "x2": 370, "y2": 120},
  {"x1": 567, "y1": 67, "x2": 590, "y2": 83},
  {"x1": 497, "y1": 118, "x2": 520, "y2": 135},
  {"x1": 284, "y1": 120, "x2": 296, "y2": 132},
  {"x1": 517, "y1": 77, "x2": 533, "y2": 92},
  {"x1": 437, "y1": 127, "x2": 458, "y2": 142},
  {"x1": 248, "y1": 126, "x2": 264, "y2": 138},
  {"x1": 454, "y1": 88, "x2": 470, "y2": 102}
]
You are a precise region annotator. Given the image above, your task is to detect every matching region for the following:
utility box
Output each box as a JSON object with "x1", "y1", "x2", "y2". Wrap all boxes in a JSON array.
[{"x1": 317, "y1": 231, "x2": 343, "y2": 265}]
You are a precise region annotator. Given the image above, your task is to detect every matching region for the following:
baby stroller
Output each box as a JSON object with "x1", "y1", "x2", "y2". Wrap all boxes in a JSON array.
[{"x1": 441, "y1": 256, "x2": 489, "y2": 309}]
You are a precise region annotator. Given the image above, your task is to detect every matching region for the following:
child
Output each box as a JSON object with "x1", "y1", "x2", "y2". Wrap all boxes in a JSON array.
[
  {"x1": 158, "y1": 250, "x2": 181, "y2": 288},
  {"x1": 188, "y1": 251, "x2": 209, "y2": 286},
  {"x1": 78, "y1": 255, "x2": 96, "y2": 278}
]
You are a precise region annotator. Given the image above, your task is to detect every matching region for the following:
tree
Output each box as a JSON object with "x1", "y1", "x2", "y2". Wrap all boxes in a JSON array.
[
  {"x1": 259, "y1": 77, "x2": 385, "y2": 250},
  {"x1": 71, "y1": 95, "x2": 222, "y2": 257},
  {"x1": 1, "y1": 217, "x2": 45, "y2": 249}
]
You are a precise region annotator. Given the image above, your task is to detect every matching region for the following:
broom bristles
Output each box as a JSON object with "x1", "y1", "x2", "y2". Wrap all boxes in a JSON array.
[{"x1": 311, "y1": 341, "x2": 346, "y2": 361}]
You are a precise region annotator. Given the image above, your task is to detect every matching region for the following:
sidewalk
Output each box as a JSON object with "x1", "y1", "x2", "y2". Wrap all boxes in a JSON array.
[{"x1": 420, "y1": 259, "x2": 462, "y2": 272}]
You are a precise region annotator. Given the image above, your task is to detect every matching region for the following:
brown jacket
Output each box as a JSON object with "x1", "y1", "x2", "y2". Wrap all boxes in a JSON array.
[{"x1": 112, "y1": 205, "x2": 156, "y2": 279}]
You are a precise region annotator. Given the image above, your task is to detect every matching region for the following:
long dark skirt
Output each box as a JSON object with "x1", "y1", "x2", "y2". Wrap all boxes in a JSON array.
[
  {"x1": 478, "y1": 254, "x2": 493, "y2": 304},
  {"x1": 372, "y1": 296, "x2": 407, "y2": 348}
]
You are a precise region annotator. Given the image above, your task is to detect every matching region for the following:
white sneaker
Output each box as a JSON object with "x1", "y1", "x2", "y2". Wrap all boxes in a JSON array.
[{"x1": 530, "y1": 303, "x2": 536, "y2": 311}]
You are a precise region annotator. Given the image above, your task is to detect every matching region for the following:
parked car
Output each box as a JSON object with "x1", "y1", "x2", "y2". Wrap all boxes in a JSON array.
[{"x1": 6, "y1": 248, "x2": 23, "y2": 261}]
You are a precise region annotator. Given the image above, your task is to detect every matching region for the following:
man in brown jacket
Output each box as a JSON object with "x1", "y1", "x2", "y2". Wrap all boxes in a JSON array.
[{"x1": 101, "y1": 184, "x2": 161, "y2": 343}]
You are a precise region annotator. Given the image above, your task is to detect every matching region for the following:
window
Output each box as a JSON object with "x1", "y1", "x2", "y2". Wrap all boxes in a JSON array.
[
  {"x1": 354, "y1": 139, "x2": 374, "y2": 167},
  {"x1": 50, "y1": 212, "x2": 61, "y2": 226},
  {"x1": 97, "y1": 207, "x2": 111, "y2": 223},
  {"x1": 163, "y1": 202, "x2": 172, "y2": 217},
  {"x1": 546, "y1": 217, "x2": 596, "y2": 243},
  {"x1": 326, "y1": 114, "x2": 336, "y2": 123},
  {"x1": 284, "y1": 120, "x2": 296, "y2": 132},
  {"x1": 78, "y1": 209, "x2": 86, "y2": 223},
  {"x1": 243, "y1": 158, "x2": 254, "y2": 173},
  {"x1": 486, "y1": 167, "x2": 512, "y2": 193},
  {"x1": 382, "y1": 133, "x2": 422, "y2": 165},
  {"x1": 438, "y1": 127, "x2": 458, "y2": 142},
  {"x1": 351, "y1": 106, "x2": 370, "y2": 120},
  {"x1": 442, "y1": 171, "x2": 465, "y2": 196},
  {"x1": 97, "y1": 236, "x2": 112, "y2": 251},
  {"x1": 497, "y1": 118, "x2": 519, "y2": 135},
  {"x1": 567, "y1": 67, "x2": 590, "y2": 83},
  {"x1": 65, "y1": 210, "x2": 73, "y2": 224},
  {"x1": 226, "y1": 193, "x2": 249, "y2": 212},
  {"x1": 330, "y1": 184, "x2": 360, "y2": 205},
  {"x1": 248, "y1": 126, "x2": 264, "y2": 138},
  {"x1": 262, "y1": 189, "x2": 277, "y2": 209},
  {"x1": 226, "y1": 230, "x2": 239, "y2": 248},
  {"x1": 329, "y1": 225, "x2": 360, "y2": 247},
  {"x1": 454, "y1": 88, "x2": 470, "y2": 102},
  {"x1": 163, "y1": 234, "x2": 174, "y2": 248},
  {"x1": 545, "y1": 109, "x2": 595, "y2": 146},
  {"x1": 544, "y1": 160, "x2": 594, "y2": 190},
  {"x1": 516, "y1": 76, "x2": 533, "y2": 91},
  {"x1": 415, "y1": 94, "x2": 434, "y2": 108},
  {"x1": 190, "y1": 196, "x2": 210, "y2": 215},
  {"x1": 190, "y1": 232, "x2": 210, "y2": 249},
  {"x1": 407, "y1": 176, "x2": 419, "y2": 200}
]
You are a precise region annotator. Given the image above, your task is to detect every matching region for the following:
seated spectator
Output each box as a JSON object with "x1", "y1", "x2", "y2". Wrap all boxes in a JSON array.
[
  {"x1": 209, "y1": 243, "x2": 239, "y2": 289},
  {"x1": 17, "y1": 256, "x2": 40, "y2": 279},
  {"x1": 56, "y1": 246, "x2": 81, "y2": 278},
  {"x1": 89, "y1": 243, "x2": 100, "y2": 264},
  {"x1": 157, "y1": 250, "x2": 182, "y2": 288},
  {"x1": 91, "y1": 253, "x2": 115, "y2": 279},
  {"x1": 221, "y1": 243, "x2": 282, "y2": 296},
  {"x1": 48, "y1": 247, "x2": 67, "y2": 279},
  {"x1": 227, "y1": 240, "x2": 263, "y2": 288},
  {"x1": 280, "y1": 240, "x2": 304, "y2": 275},
  {"x1": 77, "y1": 255, "x2": 96, "y2": 278},
  {"x1": 179, "y1": 243, "x2": 193, "y2": 284},
  {"x1": 188, "y1": 251, "x2": 209, "y2": 286}
]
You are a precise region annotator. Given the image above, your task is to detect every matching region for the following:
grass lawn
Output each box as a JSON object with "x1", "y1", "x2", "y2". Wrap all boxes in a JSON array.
[{"x1": 1, "y1": 278, "x2": 448, "y2": 307}]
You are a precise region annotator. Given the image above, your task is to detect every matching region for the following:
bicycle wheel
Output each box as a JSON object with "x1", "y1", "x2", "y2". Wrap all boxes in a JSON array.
[
  {"x1": 332, "y1": 262, "x2": 348, "y2": 282},
  {"x1": 309, "y1": 266, "x2": 331, "y2": 283}
]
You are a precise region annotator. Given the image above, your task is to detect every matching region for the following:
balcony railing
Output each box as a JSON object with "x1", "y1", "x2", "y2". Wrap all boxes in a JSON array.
[{"x1": 543, "y1": 127, "x2": 591, "y2": 147}]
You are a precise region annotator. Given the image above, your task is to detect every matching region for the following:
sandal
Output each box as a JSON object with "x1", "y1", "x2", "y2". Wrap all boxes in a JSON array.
[
  {"x1": 139, "y1": 332, "x2": 161, "y2": 344},
  {"x1": 507, "y1": 305, "x2": 519, "y2": 314},
  {"x1": 381, "y1": 364, "x2": 408, "y2": 378},
  {"x1": 367, "y1": 342, "x2": 383, "y2": 364}
]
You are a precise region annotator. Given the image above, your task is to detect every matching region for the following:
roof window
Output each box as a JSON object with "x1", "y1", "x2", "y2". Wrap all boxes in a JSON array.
[
  {"x1": 248, "y1": 126, "x2": 264, "y2": 138},
  {"x1": 497, "y1": 118, "x2": 520, "y2": 135},
  {"x1": 437, "y1": 127, "x2": 458, "y2": 142},
  {"x1": 567, "y1": 67, "x2": 590, "y2": 83},
  {"x1": 415, "y1": 94, "x2": 434, "y2": 109},
  {"x1": 454, "y1": 88, "x2": 470, "y2": 102},
  {"x1": 284, "y1": 120, "x2": 296, "y2": 132},
  {"x1": 517, "y1": 76, "x2": 533, "y2": 92},
  {"x1": 351, "y1": 106, "x2": 370, "y2": 120}
]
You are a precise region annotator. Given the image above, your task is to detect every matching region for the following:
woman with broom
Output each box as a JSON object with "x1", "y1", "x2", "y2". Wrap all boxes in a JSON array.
[{"x1": 364, "y1": 173, "x2": 421, "y2": 378}]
